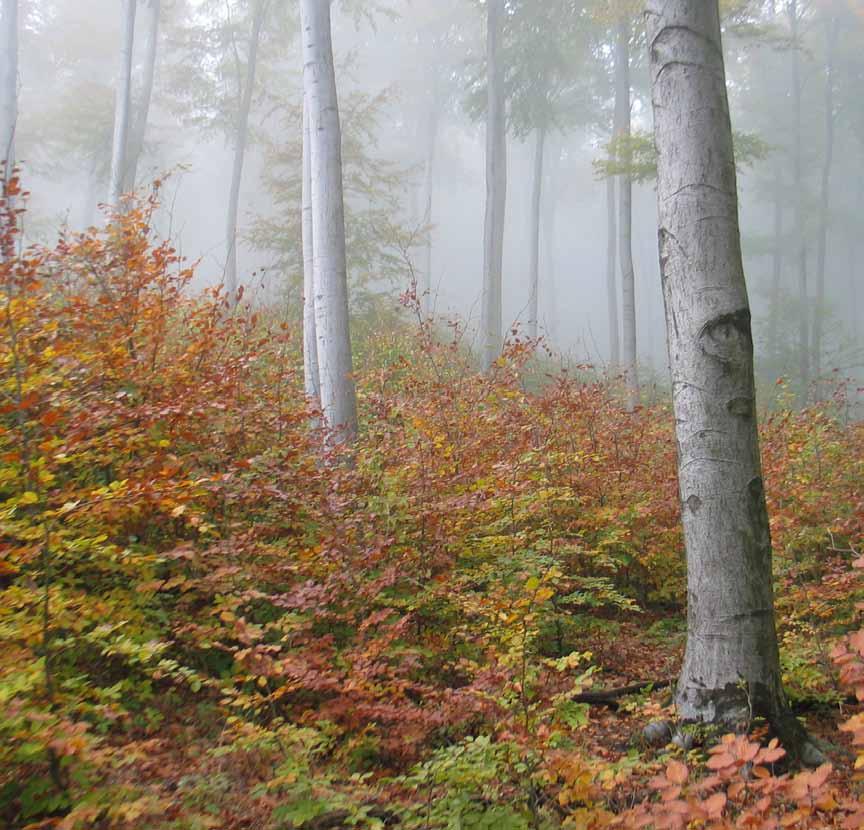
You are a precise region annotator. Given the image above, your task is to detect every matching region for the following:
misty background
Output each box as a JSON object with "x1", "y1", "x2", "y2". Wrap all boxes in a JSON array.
[{"x1": 9, "y1": 0, "x2": 864, "y2": 400}]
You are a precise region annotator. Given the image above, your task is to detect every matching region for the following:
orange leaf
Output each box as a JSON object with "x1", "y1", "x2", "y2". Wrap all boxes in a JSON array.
[
  {"x1": 703, "y1": 792, "x2": 727, "y2": 816},
  {"x1": 706, "y1": 753, "x2": 736, "y2": 770},
  {"x1": 666, "y1": 760, "x2": 688, "y2": 785}
]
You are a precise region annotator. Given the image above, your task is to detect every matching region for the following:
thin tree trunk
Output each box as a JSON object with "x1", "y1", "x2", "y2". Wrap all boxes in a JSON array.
[
  {"x1": 768, "y1": 165, "x2": 783, "y2": 361},
  {"x1": 481, "y1": 0, "x2": 507, "y2": 371},
  {"x1": 300, "y1": 0, "x2": 358, "y2": 441},
  {"x1": 527, "y1": 125, "x2": 545, "y2": 342},
  {"x1": 225, "y1": 0, "x2": 267, "y2": 306},
  {"x1": 851, "y1": 179, "x2": 862, "y2": 347},
  {"x1": 606, "y1": 171, "x2": 620, "y2": 368},
  {"x1": 767, "y1": 1, "x2": 785, "y2": 367},
  {"x1": 812, "y1": 12, "x2": 839, "y2": 388},
  {"x1": 302, "y1": 96, "x2": 320, "y2": 407},
  {"x1": 647, "y1": 0, "x2": 821, "y2": 765},
  {"x1": 542, "y1": 141, "x2": 558, "y2": 345},
  {"x1": 126, "y1": 0, "x2": 160, "y2": 191},
  {"x1": 849, "y1": 236, "x2": 859, "y2": 347},
  {"x1": 615, "y1": 18, "x2": 638, "y2": 409},
  {"x1": 109, "y1": 0, "x2": 137, "y2": 208},
  {"x1": 420, "y1": 80, "x2": 439, "y2": 316},
  {"x1": 789, "y1": 0, "x2": 810, "y2": 399},
  {"x1": 0, "y1": 0, "x2": 17, "y2": 185}
]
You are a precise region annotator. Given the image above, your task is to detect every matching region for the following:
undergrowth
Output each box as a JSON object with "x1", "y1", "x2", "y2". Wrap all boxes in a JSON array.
[{"x1": 1, "y1": 189, "x2": 864, "y2": 828}]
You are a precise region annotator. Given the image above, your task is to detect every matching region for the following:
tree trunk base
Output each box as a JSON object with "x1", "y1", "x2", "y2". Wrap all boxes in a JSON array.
[{"x1": 676, "y1": 680, "x2": 826, "y2": 768}]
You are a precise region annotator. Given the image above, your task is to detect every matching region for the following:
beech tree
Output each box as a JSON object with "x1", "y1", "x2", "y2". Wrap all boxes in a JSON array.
[
  {"x1": 788, "y1": 0, "x2": 809, "y2": 396},
  {"x1": 417, "y1": 78, "x2": 440, "y2": 317},
  {"x1": 613, "y1": 17, "x2": 638, "y2": 409},
  {"x1": 812, "y1": 6, "x2": 840, "y2": 387},
  {"x1": 109, "y1": 0, "x2": 137, "y2": 208},
  {"x1": 505, "y1": 0, "x2": 592, "y2": 344},
  {"x1": 164, "y1": 0, "x2": 295, "y2": 304},
  {"x1": 302, "y1": 97, "x2": 320, "y2": 408},
  {"x1": 125, "y1": 0, "x2": 161, "y2": 192},
  {"x1": 225, "y1": 0, "x2": 268, "y2": 306},
  {"x1": 605, "y1": 165, "x2": 619, "y2": 367},
  {"x1": 481, "y1": 0, "x2": 507, "y2": 372},
  {"x1": 646, "y1": 0, "x2": 822, "y2": 762},
  {"x1": 0, "y1": 0, "x2": 17, "y2": 186},
  {"x1": 300, "y1": 0, "x2": 358, "y2": 441}
]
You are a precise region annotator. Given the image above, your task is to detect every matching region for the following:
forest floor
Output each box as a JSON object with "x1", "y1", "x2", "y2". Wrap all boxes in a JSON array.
[{"x1": 2, "y1": 204, "x2": 864, "y2": 829}]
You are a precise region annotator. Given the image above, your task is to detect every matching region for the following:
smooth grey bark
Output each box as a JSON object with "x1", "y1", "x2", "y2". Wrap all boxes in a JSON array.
[
  {"x1": 541, "y1": 140, "x2": 559, "y2": 344},
  {"x1": 849, "y1": 236, "x2": 859, "y2": 347},
  {"x1": 788, "y1": 0, "x2": 810, "y2": 398},
  {"x1": 419, "y1": 80, "x2": 440, "y2": 316},
  {"x1": 615, "y1": 18, "x2": 638, "y2": 409},
  {"x1": 647, "y1": 0, "x2": 820, "y2": 763},
  {"x1": 109, "y1": 0, "x2": 137, "y2": 208},
  {"x1": 768, "y1": 166, "x2": 783, "y2": 360},
  {"x1": 527, "y1": 125, "x2": 546, "y2": 342},
  {"x1": 606, "y1": 171, "x2": 620, "y2": 368},
  {"x1": 126, "y1": 0, "x2": 160, "y2": 191},
  {"x1": 0, "y1": 0, "x2": 17, "y2": 185},
  {"x1": 300, "y1": 0, "x2": 358, "y2": 441},
  {"x1": 302, "y1": 96, "x2": 320, "y2": 407},
  {"x1": 481, "y1": 0, "x2": 507, "y2": 371},
  {"x1": 812, "y1": 12, "x2": 839, "y2": 387},
  {"x1": 851, "y1": 179, "x2": 863, "y2": 347},
  {"x1": 225, "y1": 0, "x2": 267, "y2": 306}
]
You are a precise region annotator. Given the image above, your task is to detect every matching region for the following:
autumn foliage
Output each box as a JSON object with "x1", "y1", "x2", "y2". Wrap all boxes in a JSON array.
[{"x1": 1, "y1": 189, "x2": 864, "y2": 828}]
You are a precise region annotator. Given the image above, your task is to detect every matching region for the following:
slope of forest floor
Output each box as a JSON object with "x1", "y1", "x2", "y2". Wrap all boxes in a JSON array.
[{"x1": 2, "y1": 203, "x2": 864, "y2": 829}]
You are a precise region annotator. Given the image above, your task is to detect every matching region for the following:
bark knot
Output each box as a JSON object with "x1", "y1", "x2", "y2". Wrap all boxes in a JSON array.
[
  {"x1": 698, "y1": 309, "x2": 752, "y2": 364},
  {"x1": 726, "y1": 396, "x2": 753, "y2": 418}
]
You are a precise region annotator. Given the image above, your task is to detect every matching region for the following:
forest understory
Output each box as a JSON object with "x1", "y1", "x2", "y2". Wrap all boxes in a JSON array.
[{"x1": 2, "y1": 198, "x2": 864, "y2": 830}]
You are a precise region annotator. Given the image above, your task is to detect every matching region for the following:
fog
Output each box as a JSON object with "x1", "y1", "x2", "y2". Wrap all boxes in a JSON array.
[{"x1": 8, "y1": 0, "x2": 864, "y2": 398}]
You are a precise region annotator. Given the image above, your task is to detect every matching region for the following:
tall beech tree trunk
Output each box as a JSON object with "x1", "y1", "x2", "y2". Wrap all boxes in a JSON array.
[
  {"x1": 225, "y1": 0, "x2": 267, "y2": 306},
  {"x1": 0, "y1": 0, "x2": 17, "y2": 185},
  {"x1": 302, "y1": 97, "x2": 320, "y2": 407},
  {"x1": 126, "y1": 0, "x2": 160, "y2": 191},
  {"x1": 767, "y1": 2, "x2": 785, "y2": 366},
  {"x1": 606, "y1": 171, "x2": 620, "y2": 368},
  {"x1": 849, "y1": 237, "x2": 859, "y2": 347},
  {"x1": 852, "y1": 179, "x2": 863, "y2": 348},
  {"x1": 768, "y1": 165, "x2": 783, "y2": 360},
  {"x1": 419, "y1": 81, "x2": 439, "y2": 316},
  {"x1": 527, "y1": 125, "x2": 545, "y2": 342},
  {"x1": 615, "y1": 18, "x2": 638, "y2": 409},
  {"x1": 647, "y1": 0, "x2": 820, "y2": 764},
  {"x1": 300, "y1": 0, "x2": 358, "y2": 441},
  {"x1": 481, "y1": 0, "x2": 507, "y2": 371},
  {"x1": 788, "y1": 0, "x2": 809, "y2": 398},
  {"x1": 109, "y1": 0, "x2": 137, "y2": 208},
  {"x1": 812, "y1": 12, "x2": 839, "y2": 387},
  {"x1": 542, "y1": 140, "x2": 559, "y2": 344}
]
